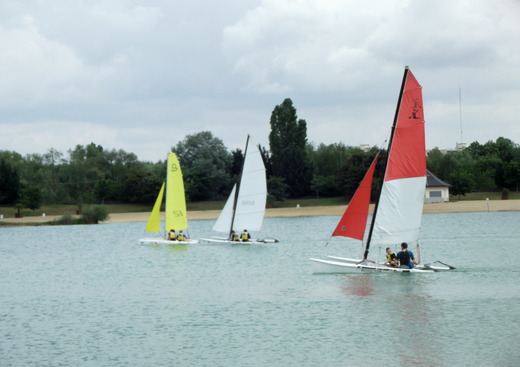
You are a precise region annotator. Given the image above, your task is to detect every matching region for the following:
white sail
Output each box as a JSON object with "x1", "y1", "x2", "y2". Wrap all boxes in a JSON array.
[
  {"x1": 370, "y1": 176, "x2": 426, "y2": 245},
  {"x1": 232, "y1": 141, "x2": 267, "y2": 232},
  {"x1": 212, "y1": 185, "x2": 236, "y2": 233},
  {"x1": 211, "y1": 137, "x2": 267, "y2": 234}
]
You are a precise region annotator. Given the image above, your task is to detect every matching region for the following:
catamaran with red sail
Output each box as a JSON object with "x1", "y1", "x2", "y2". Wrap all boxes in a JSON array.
[{"x1": 310, "y1": 67, "x2": 455, "y2": 273}]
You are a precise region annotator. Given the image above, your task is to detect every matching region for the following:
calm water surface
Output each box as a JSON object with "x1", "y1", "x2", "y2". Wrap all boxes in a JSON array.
[{"x1": 1, "y1": 212, "x2": 519, "y2": 366}]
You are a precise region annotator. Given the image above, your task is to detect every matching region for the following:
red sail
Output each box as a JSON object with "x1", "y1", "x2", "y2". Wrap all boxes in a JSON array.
[
  {"x1": 332, "y1": 154, "x2": 379, "y2": 240},
  {"x1": 385, "y1": 70, "x2": 426, "y2": 181}
]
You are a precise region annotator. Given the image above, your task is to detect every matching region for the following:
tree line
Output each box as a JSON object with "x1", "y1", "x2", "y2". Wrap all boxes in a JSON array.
[{"x1": 1, "y1": 98, "x2": 520, "y2": 212}]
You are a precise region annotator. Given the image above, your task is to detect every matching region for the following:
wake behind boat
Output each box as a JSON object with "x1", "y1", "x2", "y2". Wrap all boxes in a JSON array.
[
  {"x1": 310, "y1": 67, "x2": 454, "y2": 273},
  {"x1": 139, "y1": 153, "x2": 198, "y2": 245},
  {"x1": 199, "y1": 135, "x2": 278, "y2": 245}
]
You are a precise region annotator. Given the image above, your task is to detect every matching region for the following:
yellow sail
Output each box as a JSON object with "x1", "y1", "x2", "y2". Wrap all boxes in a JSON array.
[
  {"x1": 165, "y1": 153, "x2": 188, "y2": 231},
  {"x1": 144, "y1": 182, "x2": 165, "y2": 233}
]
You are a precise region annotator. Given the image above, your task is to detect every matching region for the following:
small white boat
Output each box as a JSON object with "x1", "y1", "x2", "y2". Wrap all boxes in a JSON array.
[
  {"x1": 323, "y1": 255, "x2": 455, "y2": 272},
  {"x1": 310, "y1": 257, "x2": 435, "y2": 273},
  {"x1": 139, "y1": 153, "x2": 198, "y2": 245},
  {"x1": 200, "y1": 135, "x2": 278, "y2": 245},
  {"x1": 310, "y1": 67, "x2": 454, "y2": 273},
  {"x1": 199, "y1": 236, "x2": 278, "y2": 245}
]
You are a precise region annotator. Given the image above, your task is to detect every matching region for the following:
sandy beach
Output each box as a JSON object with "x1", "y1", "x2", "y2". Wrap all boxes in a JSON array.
[{"x1": 1, "y1": 199, "x2": 519, "y2": 225}]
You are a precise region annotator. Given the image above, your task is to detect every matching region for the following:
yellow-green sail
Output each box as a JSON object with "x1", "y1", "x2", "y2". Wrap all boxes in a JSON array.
[
  {"x1": 144, "y1": 182, "x2": 165, "y2": 233},
  {"x1": 165, "y1": 153, "x2": 188, "y2": 231}
]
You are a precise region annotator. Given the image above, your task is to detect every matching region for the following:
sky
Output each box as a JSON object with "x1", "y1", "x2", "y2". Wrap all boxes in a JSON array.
[{"x1": 1, "y1": 0, "x2": 519, "y2": 162}]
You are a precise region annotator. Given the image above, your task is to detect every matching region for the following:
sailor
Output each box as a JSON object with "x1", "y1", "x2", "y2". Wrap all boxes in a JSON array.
[
  {"x1": 385, "y1": 247, "x2": 398, "y2": 267},
  {"x1": 396, "y1": 242, "x2": 418, "y2": 268},
  {"x1": 168, "y1": 229, "x2": 177, "y2": 241},
  {"x1": 177, "y1": 230, "x2": 186, "y2": 241},
  {"x1": 240, "y1": 229, "x2": 251, "y2": 242},
  {"x1": 230, "y1": 230, "x2": 240, "y2": 241}
]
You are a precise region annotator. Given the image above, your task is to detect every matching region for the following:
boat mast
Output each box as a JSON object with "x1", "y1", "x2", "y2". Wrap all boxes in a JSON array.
[
  {"x1": 164, "y1": 153, "x2": 170, "y2": 235},
  {"x1": 363, "y1": 66, "x2": 410, "y2": 260},
  {"x1": 229, "y1": 134, "x2": 250, "y2": 237}
]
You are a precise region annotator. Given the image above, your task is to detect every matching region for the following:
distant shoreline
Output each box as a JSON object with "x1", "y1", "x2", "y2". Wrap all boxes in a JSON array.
[{"x1": 1, "y1": 199, "x2": 519, "y2": 226}]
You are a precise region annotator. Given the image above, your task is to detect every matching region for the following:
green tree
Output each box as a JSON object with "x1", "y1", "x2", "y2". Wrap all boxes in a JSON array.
[
  {"x1": 121, "y1": 167, "x2": 162, "y2": 203},
  {"x1": 504, "y1": 161, "x2": 520, "y2": 192},
  {"x1": 94, "y1": 179, "x2": 119, "y2": 204},
  {"x1": 21, "y1": 185, "x2": 43, "y2": 211},
  {"x1": 267, "y1": 176, "x2": 289, "y2": 203},
  {"x1": 337, "y1": 152, "x2": 379, "y2": 199},
  {"x1": 230, "y1": 148, "x2": 244, "y2": 178},
  {"x1": 0, "y1": 159, "x2": 21, "y2": 204},
  {"x1": 310, "y1": 174, "x2": 337, "y2": 199},
  {"x1": 472, "y1": 156, "x2": 501, "y2": 190},
  {"x1": 172, "y1": 131, "x2": 232, "y2": 201},
  {"x1": 269, "y1": 98, "x2": 312, "y2": 197},
  {"x1": 258, "y1": 145, "x2": 273, "y2": 179},
  {"x1": 449, "y1": 169, "x2": 474, "y2": 199},
  {"x1": 427, "y1": 148, "x2": 460, "y2": 182},
  {"x1": 309, "y1": 143, "x2": 376, "y2": 197}
]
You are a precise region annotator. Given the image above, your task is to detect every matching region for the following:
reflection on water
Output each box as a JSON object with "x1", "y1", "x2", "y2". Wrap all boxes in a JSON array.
[{"x1": 342, "y1": 275, "x2": 375, "y2": 297}]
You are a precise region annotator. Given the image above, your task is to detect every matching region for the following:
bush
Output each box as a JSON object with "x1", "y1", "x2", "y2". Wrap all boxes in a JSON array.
[
  {"x1": 50, "y1": 214, "x2": 79, "y2": 225},
  {"x1": 81, "y1": 205, "x2": 110, "y2": 224}
]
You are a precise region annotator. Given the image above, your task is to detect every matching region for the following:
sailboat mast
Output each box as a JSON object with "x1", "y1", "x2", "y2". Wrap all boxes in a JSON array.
[
  {"x1": 229, "y1": 135, "x2": 250, "y2": 237},
  {"x1": 363, "y1": 66, "x2": 410, "y2": 260},
  {"x1": 164, "y1": 155, "x2": 169, "y2": 235}
]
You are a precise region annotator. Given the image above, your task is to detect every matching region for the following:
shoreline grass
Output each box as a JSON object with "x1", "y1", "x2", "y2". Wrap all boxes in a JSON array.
[{"x1": 0, "y1": 191, "x2": 518, "y2": 220}]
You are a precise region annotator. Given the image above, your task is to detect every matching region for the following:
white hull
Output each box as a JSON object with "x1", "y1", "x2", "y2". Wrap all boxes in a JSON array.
[
  {"x1": 139, "y1": 238, "x2": 198, "y2": 245},
  {"x1": 325, "y1": 255, "x2": 455, "y2": 271},
  {"x1": 327, "y1": 255, "x2": 366, "y2": 263},
  {"x1": 199, "y1": 236, "x2": 278, "y2": 245},
  {"x1": 310, "y1": 258, "x2": 435, "y2": 273}
]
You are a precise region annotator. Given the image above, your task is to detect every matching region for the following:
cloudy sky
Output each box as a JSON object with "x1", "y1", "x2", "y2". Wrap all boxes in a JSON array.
[{"x1": 1, "y1": 0, "x2": 519, "y2": 162}]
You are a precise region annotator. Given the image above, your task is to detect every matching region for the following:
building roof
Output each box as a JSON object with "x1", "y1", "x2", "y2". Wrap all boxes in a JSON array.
[{"x1": 426, "y1": 170, "x2": 451, "y2": 187}]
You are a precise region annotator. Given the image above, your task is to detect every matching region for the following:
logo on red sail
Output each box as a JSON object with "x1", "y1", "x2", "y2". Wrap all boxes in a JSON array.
[{"x1": 409, "y1": 98, "x2": 422, "y2": 120}]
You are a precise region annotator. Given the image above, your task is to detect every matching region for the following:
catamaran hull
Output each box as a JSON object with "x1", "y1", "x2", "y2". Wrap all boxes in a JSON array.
[
  {"x1": 326, "y1": 255, "x2": 454, "y2": 271},
  {"x1": 199, "y1": 237, "x2": 278, "y2": 245},
  {"x1": 310, "y1": 258, "x2": 435, "y2": 273},
  {"x1": 139, "y1": 238, "x2": 198, "y2": 245}
]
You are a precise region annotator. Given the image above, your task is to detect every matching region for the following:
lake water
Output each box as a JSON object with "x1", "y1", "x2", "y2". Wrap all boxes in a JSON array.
[{"x1": 1, "y1": 212, "x2": 519, "y2": 367}]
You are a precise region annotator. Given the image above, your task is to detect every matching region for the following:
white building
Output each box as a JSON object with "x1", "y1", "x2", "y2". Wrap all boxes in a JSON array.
[{"x1": 425, "y1": 170, "x2": 451, "y2": 203}]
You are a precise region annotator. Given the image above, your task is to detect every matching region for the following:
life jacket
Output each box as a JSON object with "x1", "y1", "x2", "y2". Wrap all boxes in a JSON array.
[
  {"x1": 240, "y1": 232, "x2": 249, "y2": 240},
  {"x1": 177, "y1": 233, "x2": 185, "y2": 241},
  {"x1": 386, "y1": 253, "x2": 397, "y2": 261},
  {"x1": 168, "y1": 232, "x2": 177, "y2": 240},
  {"x1": 398, "y1": 250, "x2": 411, "y2": 267}
]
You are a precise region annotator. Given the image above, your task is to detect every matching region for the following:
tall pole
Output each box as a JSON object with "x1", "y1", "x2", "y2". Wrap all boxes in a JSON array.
[{"x1": 459, "y1": 87, "x2": 464, "y2": 145}]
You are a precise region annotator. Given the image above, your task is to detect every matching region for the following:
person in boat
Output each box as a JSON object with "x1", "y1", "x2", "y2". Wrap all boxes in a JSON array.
[
  {"x1": 384, "y1": 247, "x2": 398, "y2": 267},
  {"x1": 177, "y1": 230, "x2": 187, "y2": 241},
  {"x1": 396, "y1": 242, "x2": 418, "y2": 269},
  {"x1": 168, "y1": 229, "x2": 177, "y2": 241},
  {"x1": 230, "y1": 230, "x2": 240, "y2": 242},
  {"x1": 240, "y1": 229, "x2": 251, "y2": 242}
]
